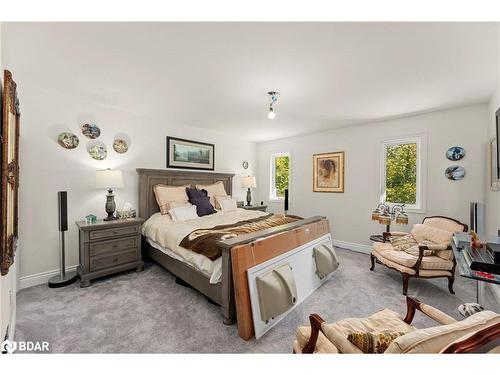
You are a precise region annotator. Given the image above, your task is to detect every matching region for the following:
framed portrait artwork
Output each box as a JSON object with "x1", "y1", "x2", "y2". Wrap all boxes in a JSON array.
[
  {"x1": 166, "y1": 136, "x2": 215, "y2": 170},
  {"x1": 1, "y1": 70, "x2": 20, "y2": 276},
  {"x1": 313, "y1": 151, "x2": 344, "y2": 193}
]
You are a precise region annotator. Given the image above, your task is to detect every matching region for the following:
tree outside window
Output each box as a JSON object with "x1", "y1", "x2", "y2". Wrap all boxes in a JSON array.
[
  {"x1": 384, "y1": 142, "x2": 417, "y2": 204},
  {"x1": 270, "y1": 153, "x2": 290, "y2": 200}
]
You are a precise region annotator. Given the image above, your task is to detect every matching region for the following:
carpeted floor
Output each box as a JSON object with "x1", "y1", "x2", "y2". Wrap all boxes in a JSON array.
[{"x1": 15, "y1": 248, "x2": 499, "y2": 353}]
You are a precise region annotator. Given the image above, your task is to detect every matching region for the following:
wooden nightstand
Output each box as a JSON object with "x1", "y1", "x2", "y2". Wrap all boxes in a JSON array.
[
  {"x1": 76, "y1": 218, "x2": 145, "y2": 287},
  {"x1": 243, "y1": 205, "x2": 267, "y2": 212}
]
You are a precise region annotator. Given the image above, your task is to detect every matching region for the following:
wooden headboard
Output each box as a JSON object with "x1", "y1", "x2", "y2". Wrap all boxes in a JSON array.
[{"x1": 137, "y1": 168, "x2": 234, "y2": 219}]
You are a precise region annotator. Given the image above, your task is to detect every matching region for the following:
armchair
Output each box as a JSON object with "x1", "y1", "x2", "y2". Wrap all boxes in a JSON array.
[
  {"x1": 294, "y1": 296, "x2": 500, "y2": 354},
  {"x1": 370, "y1": 216, "x2": 468, "y2": 295}
]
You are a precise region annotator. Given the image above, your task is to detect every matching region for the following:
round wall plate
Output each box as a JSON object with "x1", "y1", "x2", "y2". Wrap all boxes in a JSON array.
[
  {"x1": 57, "y1": 132, "x2": 79, "y2": 149},
  {"x1": 445, "y1": 165, "x2": 465, "y2": 180},
  {"x1": 446, "y1": 146, "x2": 465, "y2": 161}
]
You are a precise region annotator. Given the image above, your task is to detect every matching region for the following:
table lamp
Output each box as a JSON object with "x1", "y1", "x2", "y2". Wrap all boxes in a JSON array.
[
  {"x1": 96, "y1": 169, "x2": 124, "y2": 221},
  {"x1": 241, "y1": 176, "x2": 257, "y2": 206}
]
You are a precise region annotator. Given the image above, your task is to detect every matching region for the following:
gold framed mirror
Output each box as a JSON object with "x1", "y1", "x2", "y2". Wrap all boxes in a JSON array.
[{"x1": 1, "y1": 70, "x2": 20, "y2": 275}]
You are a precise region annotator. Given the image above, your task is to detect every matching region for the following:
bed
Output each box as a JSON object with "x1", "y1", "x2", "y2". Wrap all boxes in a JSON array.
[{"x1": 137, "y1": 168, "x2": 330, "y2": 337}]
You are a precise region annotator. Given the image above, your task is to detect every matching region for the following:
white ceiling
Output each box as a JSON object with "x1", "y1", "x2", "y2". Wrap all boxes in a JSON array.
[{"x1": 3, "y1": 22, "x2": 499, "y2": 142}]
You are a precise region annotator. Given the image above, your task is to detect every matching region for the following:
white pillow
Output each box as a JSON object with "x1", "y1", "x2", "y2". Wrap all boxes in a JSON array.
[
  {"x1": 219, "y1": 198, "x2": 238, "y2": 213},
  {"x1": 169, "y1": 205, "x2": 199, "y2": 222},
  {"x1": 214, "y1": 195, "x2": 232, "y2": 210}
]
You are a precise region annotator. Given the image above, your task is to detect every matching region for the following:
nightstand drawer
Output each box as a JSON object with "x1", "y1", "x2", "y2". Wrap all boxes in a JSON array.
[
  {"x1": 89, "y1": 225, "x2": 139, "y2": 241},
  {"x1": 89, "y1": 237, "x2": 138, "y2": 257},
  {"x1": 90, "y1": 249, "x2": 138, "y2": 272}
]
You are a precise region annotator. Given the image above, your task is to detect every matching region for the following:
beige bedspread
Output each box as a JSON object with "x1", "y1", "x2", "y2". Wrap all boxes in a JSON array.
[{"x1": 142, "y1": 208, "x2": 269, "y2": 281}]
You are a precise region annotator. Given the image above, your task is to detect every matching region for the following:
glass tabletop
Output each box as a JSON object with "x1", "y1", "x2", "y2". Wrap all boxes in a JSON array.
[{"x1": 452, "y1": 237, "x2": 500, "y2": 286}]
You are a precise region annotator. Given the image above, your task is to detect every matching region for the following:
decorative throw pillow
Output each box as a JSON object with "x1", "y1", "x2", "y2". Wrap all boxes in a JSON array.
[
  {"x1": 169, "y1": 205, "x2": 199, "y2": 222},
  {"x1": 404, "y1": 245, "x2": 434, "y2": 257},
  {"x1": 347, "y1": 331, "x2": 407, "y2": 353},
  {"x1": 186, "y1": 187, "x2": 208, "y2": 201},
  {"x1": 190, "y1": 196, "x2": 216, "y2": 217},
  {"x1": 390, "y1": 234, "x2": 417, "y2": 251},
  {"x1": 219, "y1": 198, "x2": 238, "y2": 213},
  {"x1": 214, "y1": 195, "x2": 232, "y2": 210},
  {"x1": 195, "y1": 181, "x2": 227, "y2": 207},
  {"x1": 153, "y1": 184, "x2": 190, "y2": 215},
  {"x1": 411, "y1": 224, "x2": 453, "y2": 246}
]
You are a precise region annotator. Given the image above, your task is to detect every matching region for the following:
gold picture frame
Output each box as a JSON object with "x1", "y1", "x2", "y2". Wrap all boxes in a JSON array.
[
  {"x1": 1, "y1": 70, "x2": 20, "y2": 276},
  {"x1": 313, "y1": 151, "x2": 344, "y2": 193}
]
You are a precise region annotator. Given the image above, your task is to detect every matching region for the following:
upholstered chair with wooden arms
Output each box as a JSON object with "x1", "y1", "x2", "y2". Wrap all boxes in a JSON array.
[
  {"x1": 293, "y1": 296, "x2": 500, "y2": 354},
  {"x1": 370, "y1": 216, "x2": 468, "y2": 295}
]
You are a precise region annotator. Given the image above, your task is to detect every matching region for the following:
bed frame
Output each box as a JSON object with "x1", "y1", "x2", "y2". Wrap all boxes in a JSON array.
[{"x1": 137, "y1": 168, "x2": 328, "y2": 329}]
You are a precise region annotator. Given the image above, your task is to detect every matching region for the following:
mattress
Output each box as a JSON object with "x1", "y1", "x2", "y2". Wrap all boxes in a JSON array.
[{"x1": 142, "y1": 208, "x2": 269, "y2": 284}]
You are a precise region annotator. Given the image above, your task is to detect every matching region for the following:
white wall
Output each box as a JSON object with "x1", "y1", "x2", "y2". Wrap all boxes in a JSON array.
[
  {"x1": 16, "y1": 85, "x2": 257, "y2": 283},
  {"x1": 0, "y1": 21, "x2": 18, "y2": 341},
  {"x1": 486, "y1": 24, "x2": 500, "y2": 237},
  {"x1": 258, "y1": 104, "x2": 489, "y2": 250},
  {"x1": 486, "y1": 25, "x2": 500, "y2": 302}
]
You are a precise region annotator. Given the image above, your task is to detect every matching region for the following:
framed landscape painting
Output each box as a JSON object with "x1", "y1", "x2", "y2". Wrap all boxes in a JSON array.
[
  {"x1": 313, "y1": 151, "x2": 344, "y2": 193},
  {"x1": 166, "y1": 136, "x2": 215, "y2": 170}
]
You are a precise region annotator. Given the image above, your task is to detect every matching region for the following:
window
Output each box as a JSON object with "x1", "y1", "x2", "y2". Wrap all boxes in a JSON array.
[
  {"x1": 381, "y1": 136, "x2": 426, "y2": 212},
  {"x1": 270, "y1": 152, "x2": 290, "y2": 201}
]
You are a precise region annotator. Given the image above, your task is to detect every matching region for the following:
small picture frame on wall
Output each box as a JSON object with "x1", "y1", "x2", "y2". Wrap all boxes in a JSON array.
[
  {"x1": 313, "y1": 151, "x2": 345, "y2": 193},
  {"x1": 166, "y1": 136, "x2": 215, "y2": 170}
]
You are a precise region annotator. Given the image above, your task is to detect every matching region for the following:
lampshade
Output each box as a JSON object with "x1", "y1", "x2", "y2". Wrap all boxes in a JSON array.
[
  {"x1": 96, "y1": 169, "x2": 124, "y2": 189},
  {"x1": 241, "y1": 176, "x2": 257, "y2": 189}
]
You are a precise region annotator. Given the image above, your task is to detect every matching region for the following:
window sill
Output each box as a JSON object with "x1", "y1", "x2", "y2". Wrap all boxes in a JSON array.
[{"x1": 269, "y1": 198, "x2": 284, "y2": 203}]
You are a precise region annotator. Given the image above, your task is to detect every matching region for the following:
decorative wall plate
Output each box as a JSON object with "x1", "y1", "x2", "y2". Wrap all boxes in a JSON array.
[
  {"x1": 113, "y1": 139, "x2": 129, "y2": 154},
  {"x1": 445, "y1": 165, "x2": 465, "y2": 181},
  {"x1": 88, "y1": 142, "x2": 108, "y2": 160},
  {"x1": 446, "y1": 146, "x2": 465, "y2": 161},
  {"x1": 82, "y1": 123, "x2": 101, "y2": 139},
  {"x1": 242, "y1": 160, "x2": 249, "y2": 169},
  {"x1": 57, "y1": 132, "x2": 79, "y2": 149}
]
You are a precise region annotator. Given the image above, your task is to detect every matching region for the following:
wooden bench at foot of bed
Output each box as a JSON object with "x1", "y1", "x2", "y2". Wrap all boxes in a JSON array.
[{"x1": 218, "y1": 216, "x2": 331, "y2": 340}]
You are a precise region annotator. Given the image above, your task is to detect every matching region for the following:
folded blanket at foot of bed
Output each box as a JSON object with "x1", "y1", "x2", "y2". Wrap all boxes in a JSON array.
[{"x1": 179, "y1": 214, "x2": 303, "y2": 260}]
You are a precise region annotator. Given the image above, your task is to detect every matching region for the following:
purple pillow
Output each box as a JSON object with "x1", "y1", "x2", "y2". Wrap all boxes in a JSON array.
[
  {"x1": 190, "y1": 197, "x2": 216, "y2": 217},
  {"x1": 186, "y1": 187, "x2": 208, "y2": 201}
]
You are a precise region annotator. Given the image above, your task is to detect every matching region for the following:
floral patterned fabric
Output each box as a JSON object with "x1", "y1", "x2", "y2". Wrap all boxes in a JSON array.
[
  {"x1": 390, "y1": 234, "x2": 434, "y2": 256},
  {"x1": 346, "y1": 331, "x2": 406, "y2": 353},
  {"x1": 390, "y1": 234, "x2": 417, "y2": 251}
]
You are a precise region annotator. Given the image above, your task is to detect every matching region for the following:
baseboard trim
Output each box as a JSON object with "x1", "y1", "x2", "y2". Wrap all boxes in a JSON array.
[
  {"x1": 8, "y1": 303, "x2": 16, "y2": 341},
  {"x1": 332, "y1": 239, "x2": 372, "y2": 254},
  {"x1": 19, "y1": 265, "x2": 78, "y2": 290}
]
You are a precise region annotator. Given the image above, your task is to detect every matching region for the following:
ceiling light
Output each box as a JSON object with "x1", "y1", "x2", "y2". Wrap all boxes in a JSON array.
[{"x1": 267, "y1": 91, "x2": 279, "y2": 120}]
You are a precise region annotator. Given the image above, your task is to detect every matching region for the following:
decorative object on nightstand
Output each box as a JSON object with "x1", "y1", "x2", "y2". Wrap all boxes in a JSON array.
[
  {"x1": 96, "y1": 169, "x2": 124, "y2": 221},
  {"x1": 76, "y1": 217, "x2": 145, "y2": 287},
  {"x1": 241, "y1": 175, "x2": 256, "y2": 206},
  {"x1": 243, "y1": 205, "x2": 267, "y2": 212},
  {"x1": 85, "y1": 214, "x2": 97, "y2": 225}
]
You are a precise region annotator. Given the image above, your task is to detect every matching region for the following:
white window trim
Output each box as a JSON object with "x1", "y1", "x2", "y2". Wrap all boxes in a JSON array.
[
  {"x1": 380, "y1": 134, "x2": 427, "y2": 214},
  {"x1": 269, "y1": 152, "x2": 291, "y2": 202}
]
